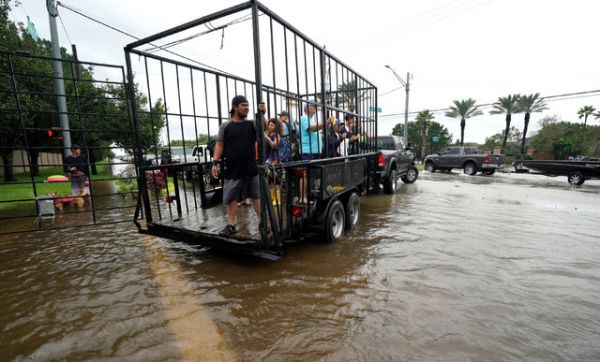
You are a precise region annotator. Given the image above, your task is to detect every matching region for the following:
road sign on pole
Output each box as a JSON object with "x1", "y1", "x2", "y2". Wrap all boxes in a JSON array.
[
  {"x1": 368, "y1": 106, "x2": 382, "y2": 113},
  {"x1": 432, "y1": 135, "x2": 440, "y2": 143}
]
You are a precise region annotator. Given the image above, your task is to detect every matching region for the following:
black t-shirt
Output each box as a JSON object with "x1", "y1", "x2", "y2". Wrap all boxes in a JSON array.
[
  {"x1": 217, "y1": 120, "x2": 258, "y2": 179},
  {"x1": 64, "y1": 154, "x2": 89, "y2": 177}
]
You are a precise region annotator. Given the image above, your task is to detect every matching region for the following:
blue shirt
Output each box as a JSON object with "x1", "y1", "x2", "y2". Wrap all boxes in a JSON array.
[
  {"x1": 282, "y1": 122, "x2": 290, "y2": 137},
  {"x1": 300, "y1": 115, "x2": 322, "y2": 155}
]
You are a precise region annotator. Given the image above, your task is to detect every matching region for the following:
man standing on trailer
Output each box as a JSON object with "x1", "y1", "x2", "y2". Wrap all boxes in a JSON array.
[
  {"x1": 211, "y1": 95, "x2": 265, "y2": 237},
  {"x1": 300, "y1": 100, "x2": 323, "y2": 160}
]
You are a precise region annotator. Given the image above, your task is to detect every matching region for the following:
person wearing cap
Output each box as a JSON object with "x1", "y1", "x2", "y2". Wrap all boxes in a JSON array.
[
  {"x1": 211, "y1": 95, "x2": 265, "y2": 237},
  {"x1": 64, "y1": 144, "x2": 90, "y2": 197},
  {"x1": 299, "y1": 100, "x2": 323, "y2": 160}
]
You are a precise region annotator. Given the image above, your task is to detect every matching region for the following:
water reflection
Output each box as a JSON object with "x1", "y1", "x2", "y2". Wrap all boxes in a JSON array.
[{"x1": 1, "y1": 174, "x2": 599, "y2": 360}]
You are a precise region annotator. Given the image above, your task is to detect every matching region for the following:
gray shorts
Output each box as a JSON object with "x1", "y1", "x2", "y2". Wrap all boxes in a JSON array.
[{"x1": 223, "y1": 175, "x2": 260, "y2": 204}]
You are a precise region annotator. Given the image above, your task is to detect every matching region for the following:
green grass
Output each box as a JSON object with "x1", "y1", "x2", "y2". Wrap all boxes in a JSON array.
[
  {"x1": 0, "y1": 161, "x2": 113, "y2": 210},
  {"x1": 416, "y1": 164, "x2": 424, "y2": 171}
]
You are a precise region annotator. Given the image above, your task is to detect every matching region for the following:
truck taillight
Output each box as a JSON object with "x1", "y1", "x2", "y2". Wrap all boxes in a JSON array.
[
  {"x1": 483, "y1": 155, "x2": 490, "y2": 163},
  {"x1": 377, "y1": 154, "x2": 385, "y2": 167}
]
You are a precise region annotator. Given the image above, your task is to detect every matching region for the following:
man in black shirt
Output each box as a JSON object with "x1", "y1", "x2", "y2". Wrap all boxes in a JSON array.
[
  {"x1": 211, "y1": 95, "x2": 264, "y2": 237},
  {"x1": 64, "y1": 144, "x2": 89, "y2": 196}
]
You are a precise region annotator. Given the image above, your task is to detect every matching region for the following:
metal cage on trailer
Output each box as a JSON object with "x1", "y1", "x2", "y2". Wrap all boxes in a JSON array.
[{"x1": 126, "y1": 0, "x2": 379, "y2": 259}]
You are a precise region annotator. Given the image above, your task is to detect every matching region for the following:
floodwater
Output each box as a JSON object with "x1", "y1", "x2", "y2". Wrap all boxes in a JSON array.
[{"x1": 1, "y1": 171, "x2": 599, "y2": 360}]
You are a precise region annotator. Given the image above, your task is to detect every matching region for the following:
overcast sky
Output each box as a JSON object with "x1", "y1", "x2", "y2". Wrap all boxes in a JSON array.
[{"x1": 12, "y1": 0, "x2": 600, "y2": 143}]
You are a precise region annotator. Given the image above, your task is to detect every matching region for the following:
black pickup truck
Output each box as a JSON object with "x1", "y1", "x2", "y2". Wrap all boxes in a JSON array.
[
  {"x1": 373, "y1": 135, "x2": 419, "y2": 193},
  {"x1": 423, "y1": 146, "x2": 505, "y2": 175}
]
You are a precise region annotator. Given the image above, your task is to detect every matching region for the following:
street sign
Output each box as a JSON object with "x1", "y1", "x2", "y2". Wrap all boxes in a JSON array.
[
  {"x1": 432, "y1": 135, "x2": 440, "y2": 143},
  {"x1": 368, "y1": 107, "x2": 382, "y2": 113}
]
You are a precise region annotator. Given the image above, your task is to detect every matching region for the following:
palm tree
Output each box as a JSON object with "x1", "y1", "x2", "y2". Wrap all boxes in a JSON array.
[
  {"x1": 577, "y1": 105, "x2": 596, "y2": 127},
  {"x1": 445, "y1": 98, "x2": 483, "y2": 146},
  {"x1": 415, "y1": 110, "x2": 434, "y2": 159},
  {"x1": 490, "y1": 94, "x2": 521, "y2": 154},
  {"x1": 517, "y1": 93, "x2": 548, "y2": 154}
]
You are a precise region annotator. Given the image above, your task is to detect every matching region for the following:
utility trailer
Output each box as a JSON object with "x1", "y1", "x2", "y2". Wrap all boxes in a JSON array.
[{"x1": 126, "y1": 1, "x2": 379, "y2": 259}]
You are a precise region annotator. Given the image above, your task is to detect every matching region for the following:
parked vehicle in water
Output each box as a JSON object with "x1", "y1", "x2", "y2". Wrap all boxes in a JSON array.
[
  {"x1": 424, "y1": 146, "x2": 505, "y2": 176},
  {"x1": 516, "y1": 158, "x2": 600, "y2": 185},
  {"x1": 373, "y1": 135, "x2": 419, "y2": 194}
]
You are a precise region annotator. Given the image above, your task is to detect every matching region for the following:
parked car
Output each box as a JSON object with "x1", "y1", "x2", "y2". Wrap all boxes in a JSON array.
[
  {"x1": 373, "y1": 135, "x2": 419, "y2": 194},
  {"x1": 423, "y1": 146, "x2": 505, "y2": 175}
]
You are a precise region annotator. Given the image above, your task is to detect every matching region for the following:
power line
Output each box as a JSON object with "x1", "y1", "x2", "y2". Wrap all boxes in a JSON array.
[
  {"x1": 58, "y1": 13, "x2": 73, "y2": 45},
  {"x1": 379, "y1": 89, "x2": 600, "y2": 119},
  {"x1": 56, "y1": 1, "x2": 233, "y2": 75}
]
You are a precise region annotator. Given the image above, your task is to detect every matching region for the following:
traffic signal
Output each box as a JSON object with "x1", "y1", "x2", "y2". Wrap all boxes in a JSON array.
[{"x1": 47, "y1": 127, "x2": 62, "y2": 139}]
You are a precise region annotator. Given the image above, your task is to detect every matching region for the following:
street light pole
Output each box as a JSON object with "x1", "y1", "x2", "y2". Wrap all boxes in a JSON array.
[
  {"x1": 47, "y1": 0, "x2": 71, "y2": 158},
  {"x1": 385, "y1": 65, "x2": 411, "y2": 145}
]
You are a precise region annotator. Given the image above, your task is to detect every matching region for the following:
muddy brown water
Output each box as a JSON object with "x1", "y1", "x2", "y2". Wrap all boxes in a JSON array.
[{"x1": 1, "y1": 172, "x2": 599, "y2": 360}]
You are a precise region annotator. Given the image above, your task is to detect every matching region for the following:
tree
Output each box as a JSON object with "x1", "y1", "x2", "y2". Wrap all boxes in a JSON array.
[
  {"x1": 532, "y1": 121, "x2": 599, "y2": 159},
  {"x1": 1, "y1": 1, "x2": 165, "y2": 180},
  {"x1": 489, "y1": 94, "x2": 521, "y2": 154},
  {"x1": 517, "y1": 93, "x2": 548, "y2": 154},
  {"x1": 415, "y1": 110, "x2": 434, "y2": 160},
  {"x1": 392, "y1": 119, "x2": 452, "y2": 159},
  {"x1": 445, "y1": 98, "x2": 483, "y2": 146},
  {"x1": 551, "y1": 138, "x2": 579, "y2": 160},
  {"x1": 577, "y1": 105, "x2": 596, "y2": 127},
  {"x1": 483, "y1": 126, "x2": 522, "y2": 156}
]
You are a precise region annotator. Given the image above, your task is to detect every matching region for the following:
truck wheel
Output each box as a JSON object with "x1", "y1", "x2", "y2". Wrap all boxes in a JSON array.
[
  {"x1": 325, "y1": 200, "x2": 345, "y2": 243},
  {"x1": 568, "y1": 172, "x2": 585, "y2": 185},
  {"x1": 344, "y1": 192, "x2": 360, "y2": 231},
  {"x1": 482, "y1": 169, "x2": 496, "y2": 175},
  {"x1": 383, "y1": 169, "x2": 397, "y2": 194},
  {"x1": 401, "y1": 166, "x2": 419, "y2": 184},
  {"x1": 425, "y1": 161, "x2": 436, "y2": 173},
  {"x1": 463, "y1": 162, "x2": 477, "y2": 176}
]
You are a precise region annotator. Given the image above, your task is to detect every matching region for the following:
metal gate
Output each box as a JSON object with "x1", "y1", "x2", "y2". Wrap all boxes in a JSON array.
[{"x1": 0, "y1": 51, "x2": 142, "y2": 234}]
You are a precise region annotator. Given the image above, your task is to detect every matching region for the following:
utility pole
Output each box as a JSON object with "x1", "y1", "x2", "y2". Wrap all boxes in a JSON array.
[
  {"x1": 47, "y1": 0, "x2": 71, "y2": 158},
  {"x1": 385, "y1": 65, "x2": 411, "y2": 145},
  {"x1": 404, "y1": 71, "x2": 410, "y2": 146}
]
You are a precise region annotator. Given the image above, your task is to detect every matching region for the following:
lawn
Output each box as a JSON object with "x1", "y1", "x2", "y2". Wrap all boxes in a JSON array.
[{"x1": 0, "y1": 161, "x2": 114, "y2": 210}]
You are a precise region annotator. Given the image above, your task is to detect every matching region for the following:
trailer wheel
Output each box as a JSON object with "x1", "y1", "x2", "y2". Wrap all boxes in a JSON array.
[
  {"x1": 325, "y1": 200, "x2": 345, "y2": 243},
  {"x1": 401, "y1": 166, "x2": 419, "y2": 183},
  {"x1": 482, "y1": 168, "x2": 496, "y2": 175},
  {"x1": 383, "y1": 169, "x2": 397, "y2": 194},
  {"x1": 463, "y1": 162, "x2": 477, "y2": 176},
  {"x1": 344, "y1": 192, "x2": 360, "y2": 230},
  {"x1": 568, "y1": 172, "x2": 585, "y2": 185}
]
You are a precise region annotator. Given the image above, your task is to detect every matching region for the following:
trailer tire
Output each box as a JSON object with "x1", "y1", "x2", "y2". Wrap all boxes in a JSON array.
[
  {"x1": 383, "y1": 169, "x2": 397, "y2": 194},
  {"x1": 463, "y1": 162, "x2": 477, "y2": 176},
  {"x1": 401, "y1": 166, "x2": 419, "y2": 183},
  {"x1": 482, "y1": 168, "x2": 496, "y2": 175},
  {"x1": 568, "y1": 172, "x2": 585, "y2": 185},
  {"x1": 324, "y1": 200, "x2": 345, "y2": 243},
  {"x1": 344, "y1": 192, "x2": 360, "y2": 231}
]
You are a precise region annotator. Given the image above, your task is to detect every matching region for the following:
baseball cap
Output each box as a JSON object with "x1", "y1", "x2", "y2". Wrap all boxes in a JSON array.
[
  {"x1": 307, "y1": 99, "x2": 317, "y2": 107},
  {"x1": 230, "y1": 95, "x2": 248, "y2": 114},
  {"x1": 278, "y1": 110, "x2": 289, "y2": 116}
]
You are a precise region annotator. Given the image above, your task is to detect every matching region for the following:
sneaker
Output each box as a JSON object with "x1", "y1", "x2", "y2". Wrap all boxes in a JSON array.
[{"x1": 219, "y1": 224, "x2": 237, "y2": 237}]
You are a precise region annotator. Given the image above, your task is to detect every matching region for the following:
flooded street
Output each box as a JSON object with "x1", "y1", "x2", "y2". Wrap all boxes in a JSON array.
[{"x1": 1, "y1": 172, "x2": 599, "y2": 360}]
